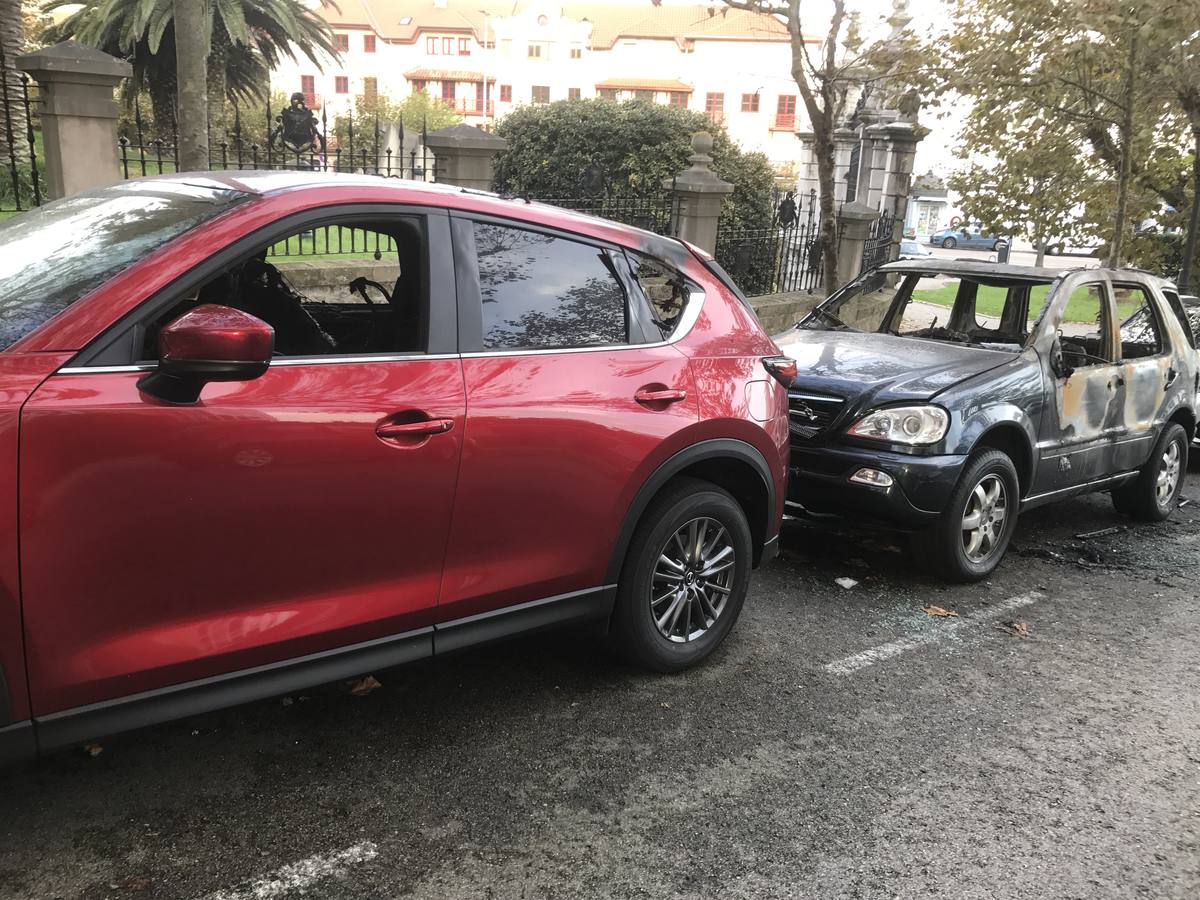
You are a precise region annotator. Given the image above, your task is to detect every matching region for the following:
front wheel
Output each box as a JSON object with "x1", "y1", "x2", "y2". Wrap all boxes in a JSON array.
[
  {"x1": 994, "y1": 239, "x2": 1009, "y2": 251},
  {"x1": 1112, "y1": 423, "x2": 1188, "y2": 520},
  {"x1": 610, "y1": 477, "x2": 752, "y2": 672},
  {"x1": 941, "y1": 237, "x2": 957, "y2": 249},
  {"x1": 918, "y1": 449, "x2": 1020, "y2": 583}
]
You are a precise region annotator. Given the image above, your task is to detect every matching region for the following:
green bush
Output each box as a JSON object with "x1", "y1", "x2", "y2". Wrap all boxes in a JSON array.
[{"x1": 492, "y1": 99, "x2": 774, "y2": 228}]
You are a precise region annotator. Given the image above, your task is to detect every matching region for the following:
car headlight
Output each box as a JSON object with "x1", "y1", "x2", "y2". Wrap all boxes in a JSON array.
[{"x1": 847, "y1": 405, "x2": 949, "y2": 445}]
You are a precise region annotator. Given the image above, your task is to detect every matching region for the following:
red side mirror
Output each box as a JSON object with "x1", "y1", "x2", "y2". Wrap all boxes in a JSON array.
[{"x1": 139, "y1": 304, "x2": 274, "y2": 404}]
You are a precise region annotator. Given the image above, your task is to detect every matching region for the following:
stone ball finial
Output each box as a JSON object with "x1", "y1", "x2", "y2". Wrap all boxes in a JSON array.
[{"x1": 691, "y1": 131, "x2": 714, "y2": 157}]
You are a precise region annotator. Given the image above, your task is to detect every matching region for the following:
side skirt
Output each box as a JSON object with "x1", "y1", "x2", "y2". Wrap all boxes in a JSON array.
[{"x1": 27, "y1": 585, "x2": 616, "y2": 758}]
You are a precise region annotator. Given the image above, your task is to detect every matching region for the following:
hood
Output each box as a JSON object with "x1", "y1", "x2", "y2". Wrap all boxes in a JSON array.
[{"x1": 773, "y1": 329, "x2": 1015, "y2": 403}]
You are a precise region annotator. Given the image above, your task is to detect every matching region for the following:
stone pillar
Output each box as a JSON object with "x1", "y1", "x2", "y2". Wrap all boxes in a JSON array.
[
  {"x1": 793, "y1": 129, "x2": 819, "y2": 198},
  {"x1": 880, "y1": 121, "x2": 921, "y2": 259},
  {"x1": 16, "y1": 42, "x2": 130, "y2": 200},
  {"x1": 424, "y1": 123, "x2": 506, "y2": 190},
  {"x1": 863, "y1": 123, "x2": 893, "y2": 211},
  {"x1": 831, "y1": 128, "x2": 858, "y2": 205},
  {"x1": 666, "y1": 131, "x2": 733, "y2": 256},
  {"x1": 835, "y1": 201, "x2": 880, "y2": 287}
]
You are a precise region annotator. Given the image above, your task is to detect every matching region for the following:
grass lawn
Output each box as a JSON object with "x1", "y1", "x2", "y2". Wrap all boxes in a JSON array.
[
  {"x1": 912, "y1": 282, "x2": 1137, "y2": 324},
  {"x1": 267, "y1": 226, "x2": 396, "y2": 263}
]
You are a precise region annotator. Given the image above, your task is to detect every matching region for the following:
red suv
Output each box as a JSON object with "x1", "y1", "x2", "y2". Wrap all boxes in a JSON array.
[{"x1": 0, "y1": 173, "x2": 789, "y2": 763}]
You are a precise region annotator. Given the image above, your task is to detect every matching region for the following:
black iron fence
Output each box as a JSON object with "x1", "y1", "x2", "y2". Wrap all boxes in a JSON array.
[
  {"x1": 858, "y1": 209, "x2": 895, "y2": 291},
  {"x1": 0, "y1": 47, "x2": 43, "y2": 214},
  {"x1": 528, "y1": 190, "x2": 678, "y2": 237},
  {"x1": 118, "y1": 98, "x2": 438, "y2": 182},
  {"x1": 714, "y1": 191, "x2": 830, "y2": 296}
]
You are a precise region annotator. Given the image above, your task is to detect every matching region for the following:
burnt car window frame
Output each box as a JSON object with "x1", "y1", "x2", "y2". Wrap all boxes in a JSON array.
[
  {"x1": 1043, "y1": 276, "x2": 1118, "y2": 368},
  {"x1": 1111, "y1": 280, "x2": 1171, "y2": 362},
  {"x1": 451, "y1": 211, "x2": 662, "y2": 355},
  {"x1": 65, "y1": 203, "x2": 457, "y2": 370},
  {"x1": 1159, "y1": 286, "x2": 1196, "y2": 350}
]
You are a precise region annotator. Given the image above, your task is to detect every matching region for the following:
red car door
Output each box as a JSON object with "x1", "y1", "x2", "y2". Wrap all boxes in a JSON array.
[
  {"x1": 19, "y1": 215, "x2": 464, "y2": 720},
  {"x1": 436, "y1": 216, "x2": 699, "y2": 632}
]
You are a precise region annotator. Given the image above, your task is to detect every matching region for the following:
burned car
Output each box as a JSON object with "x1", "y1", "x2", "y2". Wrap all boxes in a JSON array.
[{"x1": 777, "y1": 259, "x2": 1197, "y2": 581}]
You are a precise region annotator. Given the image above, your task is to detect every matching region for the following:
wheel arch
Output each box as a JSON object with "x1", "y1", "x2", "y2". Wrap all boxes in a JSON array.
[
  {"x1": 1167, "y1": 406, "x2": 1196, "y2": 443},
  {"x1": 605, "y1": 439, "x2": 776, "y2": 586},
  {"x1": 973, "y1": 422, "x2": 1035, "y2": 498}
]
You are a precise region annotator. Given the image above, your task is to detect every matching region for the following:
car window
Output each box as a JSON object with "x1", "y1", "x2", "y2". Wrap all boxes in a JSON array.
[
  {"x1": 628, "y1": 251, "x2": 690, "y2": 339},
  {"x1": 140, "y1": 218, "x2": 428, "y2": 360},
  {"x1": 1161, "y1": 288, "x2": 1197, "y2": 349},
  {"x1": 0, "y1": 181, "x2": 249, "y2": 349},
  {"x1": 1057, "y1": 283, "x2": 1113, "y2": 368},
  {"x1": 473, "y1": 222, "x2": 628, "y2": 351},
  {"x1": 1115, "y1": 285, "x2": 1165, "y2": 359}
]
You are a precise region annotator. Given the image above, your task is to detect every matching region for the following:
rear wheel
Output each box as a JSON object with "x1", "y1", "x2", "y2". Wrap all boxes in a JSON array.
[
  {"x1": 610, "y1": 477, "x2": 752, "y2": 672},
  {"x1": 941, "y1": 237, "x2": 957, "y2": 249},
  {"x1": 1112, "y1": 423, "x2": 1187, "y2": 520},
  {"x1": 919, "y1": 449, "x2": 1020, "y2": 582}
]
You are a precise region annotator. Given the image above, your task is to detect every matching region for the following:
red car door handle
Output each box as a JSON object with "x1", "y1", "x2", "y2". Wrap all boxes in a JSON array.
[
  {"x1": 376, "y1": 418, "x2": 454, "y2": 438},
  {"x1": 635, "y1": 388, "x2": 687, "y2": 404}
]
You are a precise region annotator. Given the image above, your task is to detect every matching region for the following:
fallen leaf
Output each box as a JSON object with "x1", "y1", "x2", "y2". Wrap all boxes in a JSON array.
[
  {"x1": 996, "y1": 620, "x2": 1031, "y2": 637},
  {"x1": 835, "y1": 577, "x2": 858, "y2": 589},
  {"x1": 83, "y1": 742, "x2": 103, "y2": 757},
  {"x1": 122, "y1": 876, "x2": 153, "y2": 892},
  {"x1": 349, "y1": 675, "x2": 382, "y2": 697},
  {"x1": 659, "y1": 701, "x2": 672, "y2": 709},
  {"x1": 922, "y1": 605, "x2": 959, "y2": 618}
]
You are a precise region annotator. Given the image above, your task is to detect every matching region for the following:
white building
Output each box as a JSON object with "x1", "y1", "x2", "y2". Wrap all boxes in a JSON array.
[{"x1": 271, "y1": 0, "x2": 815, "y2": 173}]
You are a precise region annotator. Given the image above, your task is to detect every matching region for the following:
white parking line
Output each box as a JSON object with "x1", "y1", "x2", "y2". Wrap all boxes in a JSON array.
[
  {"x1": 202, "y1": 841, "x2": 378, "y2": 900},
  {"x1": 823, "y1": 592, "x2": 1043, "y2": 676}
]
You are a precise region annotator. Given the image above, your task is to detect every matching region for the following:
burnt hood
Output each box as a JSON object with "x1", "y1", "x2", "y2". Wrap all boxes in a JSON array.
[{"x1": 773, "y1": 329, "x2": 1015, "y2": 403}]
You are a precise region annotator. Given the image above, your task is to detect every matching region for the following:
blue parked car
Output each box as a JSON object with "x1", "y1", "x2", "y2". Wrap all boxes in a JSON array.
[{"x1": 929, "y1": 225, "x2": 1009, "y2": 251}]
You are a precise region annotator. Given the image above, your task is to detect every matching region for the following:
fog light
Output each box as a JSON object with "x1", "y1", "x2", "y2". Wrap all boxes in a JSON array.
[{"x1": 850, "y1": 467, "x2": 894, "y2": 487}]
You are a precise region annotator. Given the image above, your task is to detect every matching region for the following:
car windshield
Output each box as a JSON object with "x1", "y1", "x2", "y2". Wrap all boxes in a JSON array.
[
  {"x1": 798, "y1": 270, "x2": 1057, "y2": 350},
  {"x1": 0, "y1": 180, "x2": 249, "y2": 348}
]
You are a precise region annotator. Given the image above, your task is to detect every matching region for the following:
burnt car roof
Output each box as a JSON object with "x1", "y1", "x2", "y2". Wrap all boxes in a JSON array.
[{"x1": 878, "y1": 258, "x2": 1065, "y2": 281}]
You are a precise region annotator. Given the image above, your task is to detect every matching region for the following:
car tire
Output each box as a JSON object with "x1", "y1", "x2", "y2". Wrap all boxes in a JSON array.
[
  {"x1": 1111, "y1": 423, "x2": 1188, "y2": 521},
  {"x1": 941, "y1": 237, "x2": 957, "y2": 249},
  {"x1": 994, "y1": 240, "x2": 1008, "y2": 251},
  {"x1": 919, "y1": 449, "x2": 1020, "y2": 583},
  {"x1": 609, "y1": 477, "x2": 752, "y2": 672}
]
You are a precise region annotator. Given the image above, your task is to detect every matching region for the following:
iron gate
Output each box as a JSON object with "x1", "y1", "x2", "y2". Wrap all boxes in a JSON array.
[
  {"x1": 858, "y1": 209, "x2": 895, "y2": 290},
  {"x1": 714, "y1": 190, "x2": 828, "y2": 296},
  {"x1": 0, "y1": 47, "x2": 42, "y2": 215}
]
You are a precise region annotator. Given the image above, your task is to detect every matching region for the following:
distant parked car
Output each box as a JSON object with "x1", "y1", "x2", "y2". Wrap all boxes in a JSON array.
[
  {"x1": 929, "y1": 226, "x2": 1008, "y2": 251},
  {"x1": 778, "y1": 259, "x2": 1196, "y2": 582},
  {"x1": 899, "y1": 239, "x2": 932, "y2": 259}
]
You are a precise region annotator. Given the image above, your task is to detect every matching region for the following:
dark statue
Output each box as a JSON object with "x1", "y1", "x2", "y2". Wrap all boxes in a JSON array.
[
  {"x1": 776, "y1": 191, "x2": 797, "y2": 229},
  {"x1": 269, "y1": 92, "x2": 326, "y2": 155}
]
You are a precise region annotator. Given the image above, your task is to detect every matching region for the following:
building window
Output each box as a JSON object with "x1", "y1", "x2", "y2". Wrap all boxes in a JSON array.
[
  {"x1": 442, "y1": 80, "x2": 455, "y2": 102},
  {"x1": 300, "y1": 75, "x2": 315, "y2": 95},
  {"x1": 775, "y1": 94, "x2": 796, "y2": 129},
  {"x1": 484, "y1": 40, "x2": 496, "y2": 49},
  {"x1": 598, "y1": 88, "x2": 618, "y2": 100},
  {"x1": 668, "y1": 91, "x2": 688, "y2": 108},
  {"x1": 363, "y1": 76, "x2": 378, "y2": 99},
  {"x1": 499, "y1": 84, "x2": 512, "y2": 102},
  {"x1": 335, "y1": 75, "x2": 349, "y2": 94},
  {"x1": 705, "y1": 92, "x2": 724, "y2": 122},
  {"x1": 528, "y1": 41, "x2": 546, "y2": 59},
  {"x1": 334, "y1": 33, "x2": 349, "y2": 53},
  {"x1": 459, "y1": 37, "x2": 471, "y2": 55},
  {"x1": 443, "y1": 37, "x2": 453, "y2": 55},
  {"x1": 741, "y1": 93, "x2": 759, "y2": 113},
  {"x1": 531, "y1": 85, "x2": 550, "y2": 104},
  {"x1": 363, "y1": 34, "x2": 376, "y2": 53},
  {"x1": 633, "y1": 89, "x2": 655, "y2": 103},
  {"x1": 426, "y1": 36, "x2": 437, "y2": 54},
  {"x1": 411, "y1": 79, "x2": 426, "y2": 94},
  {"x1": 570, "y1": 46, "x2": 582, "y2": 59},
  {"x1": 568, "y1": 87, "x2": 581, "y2": 100}
]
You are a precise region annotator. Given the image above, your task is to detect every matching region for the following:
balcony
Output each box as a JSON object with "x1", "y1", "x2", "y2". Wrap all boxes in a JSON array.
[
  {"x1": 771, "y1": 113, "x2": 797, "y2": 131},
  {"x1": 448, "y1": 98, "x2": 495, "y2": 117}
]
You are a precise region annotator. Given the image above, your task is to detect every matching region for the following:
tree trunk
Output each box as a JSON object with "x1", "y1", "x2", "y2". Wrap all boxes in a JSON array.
[
  {"x1": 1107, "y1": 31, "x2": 1138, "y2": 268},
  {"x1": 206, "y1": 44, "x2": 227, "y2": 146},
  {"x1": 814, "y1": 123, "x2": 839, "y2": 295},
  {"x1": 0, "y1": 0, "x2": 26, "y2": 162},
  {"x1": 175, "y1": 0, "x2": 209, "y2": 172},
  {"x1": 1179, "y1": 123, "x2": 1200, "y2": 292}
]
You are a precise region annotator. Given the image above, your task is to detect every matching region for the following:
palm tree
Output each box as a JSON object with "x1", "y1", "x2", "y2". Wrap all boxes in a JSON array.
[
  {"x1": 1, "y1": 0, "x2": 25, "y2": 160},
  {"x1": 40, "y1": 0, "x2": 339, "y2": 139}
]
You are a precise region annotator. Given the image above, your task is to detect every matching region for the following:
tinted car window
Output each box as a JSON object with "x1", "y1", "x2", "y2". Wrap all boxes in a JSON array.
[
  {"x1": 0, "y1": 181, "x2": 248, "y2": 348},
  {"x1": 474, "y1": 222, "x2": 628, "y2": 350}
]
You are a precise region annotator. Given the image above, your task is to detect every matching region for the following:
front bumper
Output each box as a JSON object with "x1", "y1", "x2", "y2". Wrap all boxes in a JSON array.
[{"x1": 787, "y1": 443, "x2": 967, "y2": 529}]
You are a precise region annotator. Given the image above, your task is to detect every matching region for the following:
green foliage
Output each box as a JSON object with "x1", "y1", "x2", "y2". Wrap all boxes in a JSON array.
[{"x1": 491, "y1": 99, "x2": 774, "y2": 228}]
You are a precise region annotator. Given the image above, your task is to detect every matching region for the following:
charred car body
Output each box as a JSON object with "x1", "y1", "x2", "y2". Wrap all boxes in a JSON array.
[{"x1": 777, "y1": 259, "x2": 1197, "y2": 581}]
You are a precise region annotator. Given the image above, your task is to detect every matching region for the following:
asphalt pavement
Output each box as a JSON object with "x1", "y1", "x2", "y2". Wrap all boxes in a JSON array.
[{"x1": 2, "y1": 467, "x2": 1198, "y2": 900}]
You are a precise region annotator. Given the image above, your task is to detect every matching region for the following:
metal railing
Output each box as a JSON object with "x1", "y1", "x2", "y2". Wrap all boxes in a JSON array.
[
  {"x1": 0, "y1": 46, "x2": 43, "y2": 214},
  {"x1": 529, "y1": 191, "x2": 679, "y2": 236}
]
